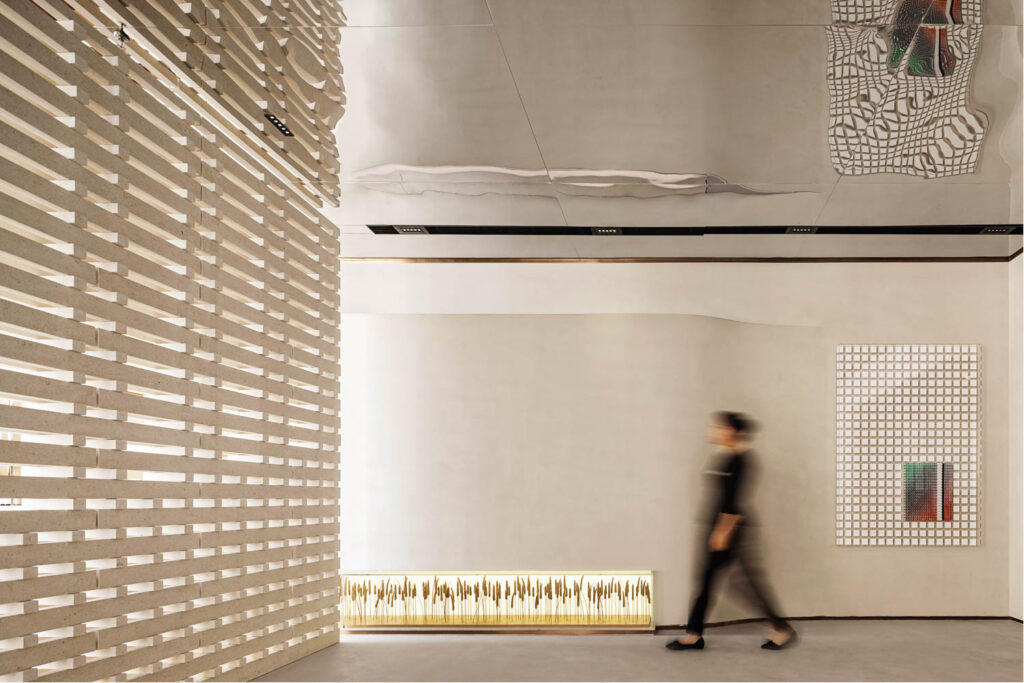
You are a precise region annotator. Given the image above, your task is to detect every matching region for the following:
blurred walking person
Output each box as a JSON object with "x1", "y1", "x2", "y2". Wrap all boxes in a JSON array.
[{"x1": 666, "y1": 411, "x2": 797, "y2": 651}]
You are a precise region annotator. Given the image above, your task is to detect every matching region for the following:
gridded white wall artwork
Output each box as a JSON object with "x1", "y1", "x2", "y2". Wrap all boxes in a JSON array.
[
  {"x1": 0, "y1": 0, "x2": 344, "y2": 680},
  {"x1": 836, "y1": 344, "x2": 981, "y2": 546}
]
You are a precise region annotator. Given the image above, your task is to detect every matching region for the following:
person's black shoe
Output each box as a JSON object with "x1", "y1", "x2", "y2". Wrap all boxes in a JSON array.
[
  {"x1": 761, "y1": 629, "x2": 797, "y2": 650},
  {"x1": 666, "y1": 637, "x2": 704, "y2": 650}
]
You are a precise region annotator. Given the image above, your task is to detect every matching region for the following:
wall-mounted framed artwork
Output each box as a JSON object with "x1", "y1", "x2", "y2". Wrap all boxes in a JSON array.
[{"x1": 836, "y1": 345, "x2": 980, "y2": 545}]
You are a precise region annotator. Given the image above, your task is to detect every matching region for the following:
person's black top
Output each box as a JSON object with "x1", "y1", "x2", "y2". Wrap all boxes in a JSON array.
[{"x1": 701, "y1": 449, "x2": 758, "y2": 526}]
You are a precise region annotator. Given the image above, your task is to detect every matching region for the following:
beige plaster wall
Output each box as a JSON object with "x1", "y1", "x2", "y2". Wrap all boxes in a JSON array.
[{"x1": 340, "y1": 261, "x2": 1013, "y2": 625}]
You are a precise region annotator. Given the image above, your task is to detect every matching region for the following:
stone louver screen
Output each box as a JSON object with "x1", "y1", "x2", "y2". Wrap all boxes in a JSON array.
[{"x1": 0, "y1": 0, "x2": 344, "y2": 680}]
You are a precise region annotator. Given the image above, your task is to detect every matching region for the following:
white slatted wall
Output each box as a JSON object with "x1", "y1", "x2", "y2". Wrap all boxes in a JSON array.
[{"x1": 0, "y1": 0, "x2": 345, "y2": 679}]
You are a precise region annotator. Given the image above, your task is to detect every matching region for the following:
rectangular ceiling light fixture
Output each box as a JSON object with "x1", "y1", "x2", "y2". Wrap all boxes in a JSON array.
[
  {"x1": 395, "y1": 225, "x2": 428, "y2": 234},
  {"x1": 264, "y1": 112, "x2": 294, "y2": 136}
]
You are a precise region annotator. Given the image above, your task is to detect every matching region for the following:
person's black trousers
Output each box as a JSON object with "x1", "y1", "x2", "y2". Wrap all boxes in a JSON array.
[{"x1": 685, "y1": 526, "x2": 790, "y2": 635}]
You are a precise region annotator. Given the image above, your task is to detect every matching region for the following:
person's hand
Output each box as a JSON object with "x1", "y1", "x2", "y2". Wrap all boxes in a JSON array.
[{"x1": 709, "y1": 530, "x2": 731, "y2": 552}]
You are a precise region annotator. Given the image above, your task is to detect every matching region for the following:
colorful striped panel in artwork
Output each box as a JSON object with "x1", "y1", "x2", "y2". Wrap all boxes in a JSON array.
[{"x1": 903, "y1": 462, "x2": 953, "y2": 521}]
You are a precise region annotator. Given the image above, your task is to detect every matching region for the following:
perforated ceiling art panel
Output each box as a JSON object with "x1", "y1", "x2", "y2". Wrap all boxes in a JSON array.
[
  {"x1": 0, "y1": 0, "x2": 344, "y2": 680},
  {"x1": 836, "y1": 345, "x2": 980, "y2": 546}
]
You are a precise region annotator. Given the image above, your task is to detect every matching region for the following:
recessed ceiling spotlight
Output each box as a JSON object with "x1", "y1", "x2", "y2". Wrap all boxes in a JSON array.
[
  {"x1": 591, "y1": 227, "x2": 622, "y2": 235},
  {"x1": 979, "y1": 226, "x2": 1012, "y2": 234},
  {"x1": 394, "y1": 225, "x2": 428, "y2": 234},
  {"x1": 785, "y1": 226, "x2": 818, "y2": 233},
  {"x1": 264, "y1": 113, "x2": 294, "y2": 136}
]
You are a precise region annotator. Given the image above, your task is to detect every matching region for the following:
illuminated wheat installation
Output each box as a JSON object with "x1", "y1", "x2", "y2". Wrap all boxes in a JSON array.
[{"x1": 341, "y1": 573, "x2": 653, "y2": 628}]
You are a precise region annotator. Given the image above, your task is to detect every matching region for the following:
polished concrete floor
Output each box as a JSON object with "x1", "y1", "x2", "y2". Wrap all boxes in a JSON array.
[{"x1": 256, "y1": 619, "x2": 1023, "y2": 681}]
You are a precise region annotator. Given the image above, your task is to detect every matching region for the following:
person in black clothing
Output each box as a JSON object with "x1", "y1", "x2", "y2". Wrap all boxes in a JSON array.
[{"x1": 666, "y1": 411, "x2": 797, "y2": 651}]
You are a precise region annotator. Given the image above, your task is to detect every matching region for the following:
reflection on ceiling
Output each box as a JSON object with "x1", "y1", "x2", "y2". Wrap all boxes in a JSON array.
[
  {"x1": 330, "y1": 0, "x2": 1022, "y2": 229},
  {"x1": 827, "y1": 0, "x2": 989, "y2": 178},
  {"x1": 354, "y1": 164, "x2": 788, "y2": 198}
]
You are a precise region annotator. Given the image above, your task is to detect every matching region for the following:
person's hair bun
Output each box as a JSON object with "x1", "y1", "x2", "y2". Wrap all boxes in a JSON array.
[{"x1": 716, "y1": 411, "x2": 758, "y2": 435}]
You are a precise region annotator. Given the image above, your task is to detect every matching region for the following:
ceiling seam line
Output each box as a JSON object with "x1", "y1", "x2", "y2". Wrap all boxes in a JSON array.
[{"x1": 482, "y1": 0, "x2": 570, "y2": 228}]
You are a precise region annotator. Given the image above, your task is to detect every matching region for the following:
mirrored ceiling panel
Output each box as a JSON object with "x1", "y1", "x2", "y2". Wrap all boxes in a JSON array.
[{"x1": 334, "y1": 0, "x2": 1023, "y2": 230}]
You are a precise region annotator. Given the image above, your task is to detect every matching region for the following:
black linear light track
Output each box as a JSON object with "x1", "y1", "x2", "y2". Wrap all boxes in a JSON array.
[{"x1": 370, "y1": 225, "x2": 1023, "y2": 236}]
